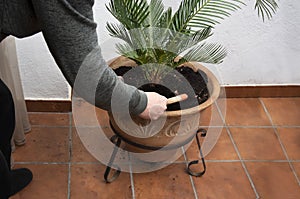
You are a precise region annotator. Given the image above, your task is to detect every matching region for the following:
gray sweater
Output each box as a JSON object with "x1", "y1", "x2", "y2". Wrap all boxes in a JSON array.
[{"x1": 0, "y1": 0, "x2": 147, "y2": 115}]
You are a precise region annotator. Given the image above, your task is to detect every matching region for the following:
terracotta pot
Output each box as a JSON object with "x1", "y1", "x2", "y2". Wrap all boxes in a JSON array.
[{"x1": 107, "y1": 56, "x2": 220, "y2": 162}]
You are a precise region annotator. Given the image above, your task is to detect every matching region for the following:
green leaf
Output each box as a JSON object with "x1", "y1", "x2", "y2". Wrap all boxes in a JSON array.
[
  {"x1": 173, "y1": 26, "x2": 213, "y2": 54},
  {"x1": 145, "y1": 0, "x2": 165, "y2": 27},
  {"x1": 152, "y1": 26, "x2": 212, "y2": 60},
  {"x1": 158, "y1": 7, "x2": 173, "y2": 28},
  {"x1": 106, "y1": 0, "x2": 278, "y2": 69},
  {"x1": 116, "y1": 43, "x2": 146, "y2": 65},
  {"x1": 106, "y1": 0, "x2": 150, "y2": 29},
  {"x1": 182, "y1": 43, "x2": 227, "y2": 64},
  {"x1": 171, "y1": 0, "x2": 243, "y2": 34},
  {"x1": 255, "y1": 0, "x2": 278, "y2": 21},
  {"x1": 106, "y1": 22, "x2": 133, "y2": 46}
]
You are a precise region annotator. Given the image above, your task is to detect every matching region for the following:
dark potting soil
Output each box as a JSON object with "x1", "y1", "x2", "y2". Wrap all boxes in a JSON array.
[{"x1": 114, "y1": 66, "x2": 209, "y2": 111}]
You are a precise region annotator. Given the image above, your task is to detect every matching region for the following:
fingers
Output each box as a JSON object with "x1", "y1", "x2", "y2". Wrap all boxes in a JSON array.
[
  {"x1": 117, "y1": 76, "x2": 124, "y2": 82},
  {"x1": 148, "y1": 104, "x2": 167, "y2": 120},
  {"x1": 139, "y1": 92, "x2": 167, "y2": 120},
  {"x1": 117, "y1": 76, "x2": 167, "y2": 120}
]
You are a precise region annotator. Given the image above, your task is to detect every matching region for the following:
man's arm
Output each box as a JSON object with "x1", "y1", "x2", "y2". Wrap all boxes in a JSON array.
[{"x1": 29, "y1": 0, "x2": 148, "y2": 115}]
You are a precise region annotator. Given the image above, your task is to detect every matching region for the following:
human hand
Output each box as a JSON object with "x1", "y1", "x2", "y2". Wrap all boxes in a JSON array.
[
  {"x1": 139, "y1": 92, "x2": 167, "y2": 120},
  {"x1": 117, "y1": 76, "x2": 124, "y2": 81}
]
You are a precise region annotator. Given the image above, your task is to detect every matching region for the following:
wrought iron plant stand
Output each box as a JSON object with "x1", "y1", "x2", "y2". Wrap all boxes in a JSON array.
[{"x1": 104, "y1": 121, "x2": 207, "y2": 183}]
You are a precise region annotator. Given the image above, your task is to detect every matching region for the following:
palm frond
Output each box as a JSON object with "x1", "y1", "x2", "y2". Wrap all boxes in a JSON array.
[
  {"x1": 106, "y1": 22, "x2": 133, "y2": 46},
  {"x1": 145, "y1": 0, "x2": 165, "y2": 27},
  {"x1": 151, "y1": 26, "x2": 212, "y2": 62},
  {"x1": 106, "y1": 0, "x2": 150, "y2": 29},
  {"x1": 116, "y1": 43, "x2": 144, "y2": 64},
  {"x1": 140, "y1": 0, "x2": 165, "y2": 54},
  {"x1": 158, "y1": 7, "x2": 173, "y2": 28},
  {"x1": 182, "y1": 43, "x2": 227, "y2": 64},
  {"x1": 191, "y1": 27, "x2": 213, "y2": 43},
  {"x1": 171, "y1": 0, "x2": 243, "y2": 34},
  {"x1": 255, "y1": 0, "x2": 278, "y2": 21},
  {"x1": 171, "y1": 27, "x2": 213, "y2": 55},
  {"x1": 106, "y1": 0, "x2": 278, "y2": 70},
  {"x1": 116, "y1": 43, "x2": 134, "y2": 56},
  {"x1": 128, "y1": 28, "x2": 148, "y2": 50}
]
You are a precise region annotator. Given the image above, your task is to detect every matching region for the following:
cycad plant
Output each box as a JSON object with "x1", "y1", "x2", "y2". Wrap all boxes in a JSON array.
[{"x1": 106, "y1": 0, "x2": 278, "y2": 81}]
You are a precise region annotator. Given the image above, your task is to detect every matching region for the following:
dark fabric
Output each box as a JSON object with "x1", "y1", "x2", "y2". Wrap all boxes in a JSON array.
[
  {"x1": 0, "y1": 0, "x2": 4, "y2": 42},
  {"x1": 9, "y1": 168, "x2": 33, "y2": 197},
  {"x1": 0, "y1": 33, "x2": 7, "y2": 42},
  {"x1": 0, "y1": 79, "x2": 14, "y2": 199},
  {"x1": 0, "y1": 80, "x2": 33, "y2": 198},
  {"x1": 0, "y1": 151, "x2": 10, "y2": 199},
  {"x1": 0, "y1": 79, "x2": 15, "y2": 168},
  {"x1": 1, "y1": 0, "x2": 40, "y2": 39},
  {"x1": 0, "y1": 153, "x2": 33, "y2": 199},
  {"x1": 0, "y1": 0, "x2": 147, "y2": 115}
]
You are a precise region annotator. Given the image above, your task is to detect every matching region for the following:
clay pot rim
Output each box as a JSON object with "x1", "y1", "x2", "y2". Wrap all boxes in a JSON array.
[{"x1": 108, "y1": 56, "x2": 220, "y2": 117}]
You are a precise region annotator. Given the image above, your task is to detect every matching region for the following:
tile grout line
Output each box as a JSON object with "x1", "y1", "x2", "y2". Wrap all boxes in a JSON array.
[
  {"x1": 29, "y1": 124, "x2": 300, "y2": 129},
  {"x1": 227, "y1": 125, "x2": 300, "y2": 128},
  {"x1": 259, "y1": 98, "x2": 300, "y2": 186},
  {"x1": 128, "y1": 153, "x2": 136, "y2": 199},
  {"x1": 67, "y1": 113, "x2": 73, "y2": 199},
  {"x1": 30, "y1": 124, "x2": 70, "y2": 128},
  {"x1": 14, "y1": 162, "x2": 70, "y2": 165},
  {"x1": 181, "y1": 147, "x2": 198, "y2": 199},
  {"x1": 206, "y1": 159, "x2": 291, "y2": 163},
  {"x1": 67, "y1": 162, "x2": 101, "y2": 165},
  {"x1": 28, "y1": 112, "x2": 70, "y2": 115},
  {"x1": 225, "y1": 127, "x2": 260, "y2": 198},
  {"x1": 14, "y1": 159, "x2": 297, "y2": 165},
  {"x1": 215, "y1": 102, "x2": 260, "y2": 198}
]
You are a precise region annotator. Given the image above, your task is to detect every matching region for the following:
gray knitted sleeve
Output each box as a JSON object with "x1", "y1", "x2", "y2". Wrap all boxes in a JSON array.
[{"x1": 12, "y1": 0, "x2": 147, "y2": 115}]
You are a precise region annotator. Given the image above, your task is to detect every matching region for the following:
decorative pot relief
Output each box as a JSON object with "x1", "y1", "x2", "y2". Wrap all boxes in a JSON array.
[
  {"x1": 165, "y1": 116, "x2": 199, "y2": 137},
  {"x1": 111, "y1": 113, "x2": 167, "y2": 138}
]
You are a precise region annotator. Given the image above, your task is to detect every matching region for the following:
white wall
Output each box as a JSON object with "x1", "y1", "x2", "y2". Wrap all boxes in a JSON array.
[
  {"x1": 16, "y1": 33, "x2": 70, "y2": 100},
  {"x1": 15, "y1": 0, "x2": 300, "y2": 100}
]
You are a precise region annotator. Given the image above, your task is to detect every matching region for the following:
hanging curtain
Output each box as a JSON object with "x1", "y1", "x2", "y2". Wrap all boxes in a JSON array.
[{"x1": 0, "y1": 36, "x2": 31, "y2": 153}]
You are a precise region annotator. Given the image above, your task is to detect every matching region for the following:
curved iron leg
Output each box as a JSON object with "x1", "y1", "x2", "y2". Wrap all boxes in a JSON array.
[
  {"x1": 186, "y1": 128, "x2": 207, "y2": 177},
  {"x1": 104, "y1": 135, "x2": 122, "y2": 183}
]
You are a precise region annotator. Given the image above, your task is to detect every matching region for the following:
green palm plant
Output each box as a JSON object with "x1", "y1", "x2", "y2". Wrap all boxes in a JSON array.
[
  {"x1": 255, "y1": 0, "x2": 278, "y2": 20},
  {"x1": 106, "y1": 0, "x2": 278, "y2": 81}
]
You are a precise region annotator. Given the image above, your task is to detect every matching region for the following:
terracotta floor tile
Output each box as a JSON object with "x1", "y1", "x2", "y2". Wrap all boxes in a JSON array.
[
  {"x1": 246, "y1": 162, "x2": 300, "y2": 199},
  {"x1": 199, "y1": 103, "x2": 224, "y2": 127},
  {"x1": 11, "y1": 99, "x2": 300, "y2": 198},
  {"x1": 28, "y1": 112, "x2": 69, "y2": 126},
  {"x1": 193, "y1": 162, "x2": 256, "y2": 199},
  {"x1": 72, "y1": 99, "x2": 109, "y2": 127},
  {"x1": 13, "y1": 127, "x2": 69, "y2": 162},
  {"x1": 292, "y1": 162, "x2": 300, "y2": 183},
  {"x1": 219, "y1": 98, "x2": 271, "y2": 126},
  {"x1": 96, "y1": 109, "x2": 110, "y2": 127},
  {"x1": 72, "y1": 128, "x2": 99, "y2": 162},
  {"x1": 71, "y1": 164, "x2": 132, "y2": 199},
  {"x1": 134, "y1": 146, "x2": 187, "y2": 163},
  {"x1": 277, "y1": 128, "x2": 300, "y2": 160},
  {"x1": 133, "y1": 163, "x2": 195, "y2": 199},
  {"x1": 185, "y1": 128, "x2": 238, "y2": 161},
  {"x1": 11, "y1": 164, "x2": 68, "y2": 199},
  {"x1": 175, "y1": 146, "x2": 186, "y2": 162},
  {"x1": 215, "y1": 97, "x2": 227, "y2": 119},
  {"x1": 72, "y1": 126, "x2": 131, "y2": 164},
  {"x1": 262, "y1": 98, "x2": 300, "y2": 126},
  {"x1": 72, "y1": 125, "x2": 183, "y2": 165},
  {"x1": 230, "y1": 128, "x2": 286, "y2": 160}
]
